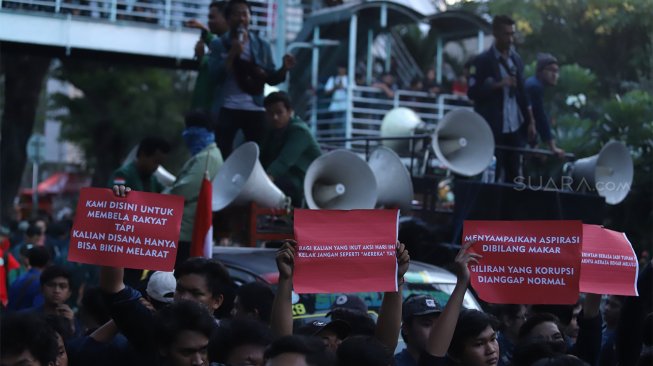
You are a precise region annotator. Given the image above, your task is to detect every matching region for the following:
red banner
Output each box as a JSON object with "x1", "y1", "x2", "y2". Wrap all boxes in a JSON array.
[
  {"x1": 293, "y1": 209, "x2": 399, "y2": 294},
  {"x1": 580, "y1": 225, "x2": 639, "y2": 296},
  {"x1": 68, "y1": 188, "x2": 184, "y2": 271},
  {"x1": 463, "y1": 220, "x2": 582, "y2": 304}
]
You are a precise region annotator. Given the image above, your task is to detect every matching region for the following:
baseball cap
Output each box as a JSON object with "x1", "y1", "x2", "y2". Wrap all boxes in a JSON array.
[
  {"x1": 328, "y1": 295, "x2": 368, "y2": 315},
  {"x1": 402, "y1": 295, "x2": 443, "y2": 322},
  {"x1": 146, "y1": 271, "x2": 176, "y2": 304},
  {"x1": 295, "y1": 319, "x2": 351, "y2": 340}
]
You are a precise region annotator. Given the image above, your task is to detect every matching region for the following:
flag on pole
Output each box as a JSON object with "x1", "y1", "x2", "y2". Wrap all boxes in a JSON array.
[{"x1": 190, "y1": 172, "x2": 213, "y2": 259}]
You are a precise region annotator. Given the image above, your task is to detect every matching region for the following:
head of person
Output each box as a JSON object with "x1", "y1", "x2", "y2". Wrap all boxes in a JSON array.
[
  {"x1": 536, "y1": 53, "x2": 560, "y2": 86},
  {"x1": 174, "y1": 257, "x2": 232, "y2": 314},
  {"x1": 518, "y1": 313, "x2": 566, "y2": 351},
  {"x1": 135, "y1": 137, "x2": 171, "y2": 176},
  {"x1": 336, "y1": 335, "x2": 393, "y2": 366},
  {"x1": 426, "y1": 67, "x2": 436, "y2": 80},
  {"x1": 511, "y1": 338, "x2": 568, "y2": 366},
  {"x1": 401, "y1": 295, "x2": 443, "y2": 353},
  {"x1": 296, "y1": 320, "x2": 351, "y2": 353},
  {"x1": 231, "y1": 281, "x2": 275, "y2": 323},
  {"x1": 264, "y1": 335, "x2": 336, "y2": 366},
  {"x1": 531, "y1": 304, "x2": 579, "y2": 342},
  {"x1": 328, "y1": 295, "x2": 374, "y2": 336},
  {"x1": 493, "y1": 304, "x2": 528, "y2": 340},
  {"x1": 209, "y1": 318, "x2": 273, "y2": 366},
  {"x1": 603, "y1": 295, "x2": 623, "y2": 329},
  {"x1": 40, "y1": 265, "x2": 72, "y2": 307},
  {"x1": 44, "y1": 315, "x2": 71, "y2": 366},
  {"x1": 264, "y1": 92, "x2": 294, "y2": 130},
  {"x1": 26, "y1": 245, "x2": 51, "y2": 269},
  {"x1": 78, "y1": 286, "x2": 112, "y2": 331},
  {"x1": 532, "y1": 355, "x2": 589, "y2": 366},
  {"x1": 183, "y1": 111, "x2": 215, "y2": 156},
  {"x1": 409, "y1": 76, "x2": 423, "y2": 91},
  {"x1": 1, "y1": 313, "x2": 59, "y2": 366},
  {"x1": 25, "y1": 224, "x2": 45, "y2": 245},
  {"x1": 208, "y1": 1, "x2": 228, "y2": 35},
  {"x1": 154, "y1": 300, "x2": 217, "y2": 366},
  {"x1": 337, "y1": 65, "x2": 347, "y2": 76},
  {"x1": 146, "y1": 271, "x2": 177, "y2": 310},
  {"x1": 448, "y1": 309, "x2": 500, "y2": 366},
  {"x1": 492, "y1": 15, "x2": 516, "y2": 52},
  {"x1": 225, "y1": 0, "x2": 251, "y2": 31},
  {"x1": 381, "y1": 73, "x2": 394, "y2": 86}
]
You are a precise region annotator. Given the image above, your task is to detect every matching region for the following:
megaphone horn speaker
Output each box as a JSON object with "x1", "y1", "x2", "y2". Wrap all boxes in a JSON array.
[
  {"x1": 380, "y1": 107, "x2": 424, "y2": 154},
  {"x1": 368, "y1": 147, "x2": 414, "y2": 211},
  {"x1": 212, "y1": 142, "x2": 287, "y2": 211},
  {"x1": 123, "y1": 144, "x2": 176, "y2": 187},
  {"x1": 571, "y1": 141, "x2": 633, "y2": 205},
  {"x1": 304, "y1": 150, "x2": 378, "y2": 210},
  {"x1": 432, "y1": 109, "x2": 495, "y2": 177}
]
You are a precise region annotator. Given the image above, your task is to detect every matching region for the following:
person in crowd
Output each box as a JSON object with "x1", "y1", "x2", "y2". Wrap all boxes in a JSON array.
[
  {"x1": 525, "y1": 53, "x2": 565, "y2": 157},
  {"x1": 530, "y1": 301, "x2": 583, "y2": 349},
  {"x1": 598, "y1": 295, "x2": 623, "y2": 366},
  {"x1": 445, "y1": 310, "x2": 500, "y2": 366},
  {"x1": 296, "y1": 320, "x2": 351, "y2": 354},
  {"x1": 154, "y1": 300, "x2": 217, "y2": 366},
  {"x1": 422, "y1": 67, "x2": 441, "y2": 95},
  {"x1": 145, "y1": 271, "x2": 177, "y2": 310},
  {"x1": 166, "y1": 111, "x2": 222, "y2": 268},
  {"x1": 0, "y1": 225, "x2": 20, "y2": 307},
  {"x1": 263, "y1": 335, "x2": 336, "y2": 366},
  {"x1": 6, "y1": 245, "x2": 50, "y2": 312},
  {"x1": 394, "y1": 294, "x2": 444, "y2": 366},
  {"x1": 372, "y1": 73, "x2": 398, "y2": 99},
  {"x1": 616, "y1": 259, "x2": 651, "y2": 366},
  {"x1": 271, "y1": 240, "x2": 409, "y2": 353},
  {"x1": 231, "y1": 281, "x2": 275, "y2": 324},
  {"x1": 467, "y1": 15, "x2": 535, "y2": 183},
  {"x1": 187, "y1": 1, "x2": 230, "y2": 111},
  {"x1": 492, "y1": 304, "x2": 528, "y2": 366},
  {"x1": 1, "y1": 313, "x2": 60, "y2": 366},
  {"x1": 337, "y1": 335, "x2": 395, "y2": 366},
  {"x1": 11, "y1": 224, "x2": 46, "y2": 270},
  {"x1": 260, "y1": 92, "x2": 322, "y2": 207},
  {"x1": 511, "y1": 338, "x2": 566, "y2": 366},
  {"x1": 108, "y1": 136, "x2": 171, "y2": 193},
  {"x1": 44, "y1": 315, "x2": 71, "y2": 366},
  {"x1": 325, "y1": 64, "x2": 349, "y2": 113},
  {"x1": 208, "y1": 0, "x2": 296, "y2": 157},
  {"x1": 209, "y1": 317, "x2": 273, "y2": 366}
]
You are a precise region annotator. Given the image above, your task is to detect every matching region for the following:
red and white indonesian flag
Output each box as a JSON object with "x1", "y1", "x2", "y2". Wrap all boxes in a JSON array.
[{"x1": 190, "y1": 173, "x2": 213, "y2": 259}]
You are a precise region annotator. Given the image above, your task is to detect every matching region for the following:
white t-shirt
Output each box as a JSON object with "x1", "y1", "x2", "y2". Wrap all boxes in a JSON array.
[{"x1": 325, "y1": 75, "x2": 348, "y2": 112}]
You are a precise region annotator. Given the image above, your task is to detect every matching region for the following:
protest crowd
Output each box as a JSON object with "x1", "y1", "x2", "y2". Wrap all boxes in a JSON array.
[{"x1": 1, "y1": 2, "x2": 652, "y2": 366}]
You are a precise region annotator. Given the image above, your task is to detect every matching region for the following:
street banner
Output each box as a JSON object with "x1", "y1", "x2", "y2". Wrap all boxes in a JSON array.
[
  {"x1": 68, "y1": 187, "x2": 184, "y2": 271},
  {"x1": 463, "y1": 220, "x2": 583, "y2": 304},
  {"x1": 294, "y1": 209, "x2": 399, "y2": 294},
  {"x1": 580, "y1": 224, "x2": 639, "y2": 296}
]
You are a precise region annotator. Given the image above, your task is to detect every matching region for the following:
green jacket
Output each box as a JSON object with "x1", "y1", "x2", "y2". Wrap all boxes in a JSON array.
[
  {"x1": 166, "y1": 143, "x2": 223, "y2": 242},
  {"x1": 260, "y1": 116, "x2": 321, "y2": 205},
  {"x1": 191, "y1": 32, "x2": 218, "y2": 111},
  {"x1": 107, "y1": 162, "x2": 163, "y2": 193}
]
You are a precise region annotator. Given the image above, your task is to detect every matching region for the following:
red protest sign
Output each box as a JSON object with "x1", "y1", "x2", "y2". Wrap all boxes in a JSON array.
[
  {"x1": 68, "y1": 187, "x2": 184, "y2": 271},
  {"x1": 463, "y1": 220, "x2": 582, "y2": 304},
  {"x1": 293, "y1": 209, "x2": 399, "y2": 294},
  {"x1": 580, "y1": 225, "x2": 639, "y2": 296}
]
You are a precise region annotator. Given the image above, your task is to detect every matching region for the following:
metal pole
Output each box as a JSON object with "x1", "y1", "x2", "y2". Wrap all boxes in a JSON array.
[
  {"x1": 55, "y1": 0, "x2": 61, "y2": 13},
  {"x1": 311, "y1": 27, "x2": 320, "y2": 136},
  {"x1": 436, "y1": 35, "x2": 443, "y2": 85},
  {"x1": 366, "y1": 29, "x2": 373, "y2": 85},
  {"x1": 31, "y1": 161, "x2": 39, "y2": 218},
  {"x1": 110, "y1": 0, "x2": 117, "y2": 22},
  {"x1": 275, "y1": 0, "x2": 286, "y2": 66},
  {"x1": 346, "y1": 14, "x2": 358, "y2": 149},
  {"x1": 385, "y1": 35, "x2": 392, "y2": 73},
  {"x1": 164, "y1": 0, "x2": 171, "y2": 28}
]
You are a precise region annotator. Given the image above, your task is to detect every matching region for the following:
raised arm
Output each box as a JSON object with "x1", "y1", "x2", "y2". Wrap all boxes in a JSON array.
[
  {"x1": 270, "y1": 240, "x2": 296, "y2": 338},
  {"x1": 425, "y1": 242, "x2": 481, "y2": 357},
  {"x1": 99, "y1": 185, "x2": 130, "y2": 295},
  {"x1": 375, "y1": 241, "x2": 410, "y2": 351}
]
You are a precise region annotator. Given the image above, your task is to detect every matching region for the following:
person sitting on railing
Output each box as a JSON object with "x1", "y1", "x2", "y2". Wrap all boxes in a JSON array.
[
  {"x1": 260, "y1": 92, "x2": 321, "y2": 207},
  {"x1": 324, "y1": 64, "x2": 348, "y2": 114},
  {"x1": 372, "y1": 73, "x2": 398, "y2": 99},
  {"x1": 422, "y1": 67, "x2": 442, "y2": 96},
  {"x1": 207, "y1": 0, "x2": 296, "y2": 158}
]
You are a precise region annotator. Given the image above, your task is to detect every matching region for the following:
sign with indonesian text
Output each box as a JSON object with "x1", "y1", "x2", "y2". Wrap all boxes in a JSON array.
[
  {"x1": 580, "y1": 224, "x2": 638, "y2": 296},
  {"x1": 294, "y1": 209, "x2": 399, "y2": 294},
  {"x1": 68, "y1": 188, "x2": 184, "y2": 271},
  {"x1": 463, "y1": 220, "x2": 583, "y2": 304}
]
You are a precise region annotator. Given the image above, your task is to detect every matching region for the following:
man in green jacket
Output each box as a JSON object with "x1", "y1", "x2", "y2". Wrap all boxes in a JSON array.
[
  {"x1": 108, "y1": 137, "x2": 171, "y2": 193},
  {"x1": 166, "y1": 111, "x2": 223, "y2": 268},
  {"x1": 260, "y1": 92, "x2": 321, "y2": 207}
]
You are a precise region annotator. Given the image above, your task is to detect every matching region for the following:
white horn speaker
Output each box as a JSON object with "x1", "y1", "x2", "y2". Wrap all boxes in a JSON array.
[
  {"x1": 368, "y1": 147, "x2": 413, "y2": 211},
  {"x1": 212, "y1": 142, "x2": 287, "y2": 211},
  {"x1": 570, "y1": 141, "x2": 633, "y2": 205},
  {"x1": 123, "y1": 145, "x2": 176, "y2": 187},
  {"x1": 304, "y1": 150, "x2": 378, "y2": 209},
  {"x1": 431, "y1": 109, "x2": 495, "y2": 176},
  {"x1": 380, "y1": 107, "x2": 424, "y2": 153}
]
